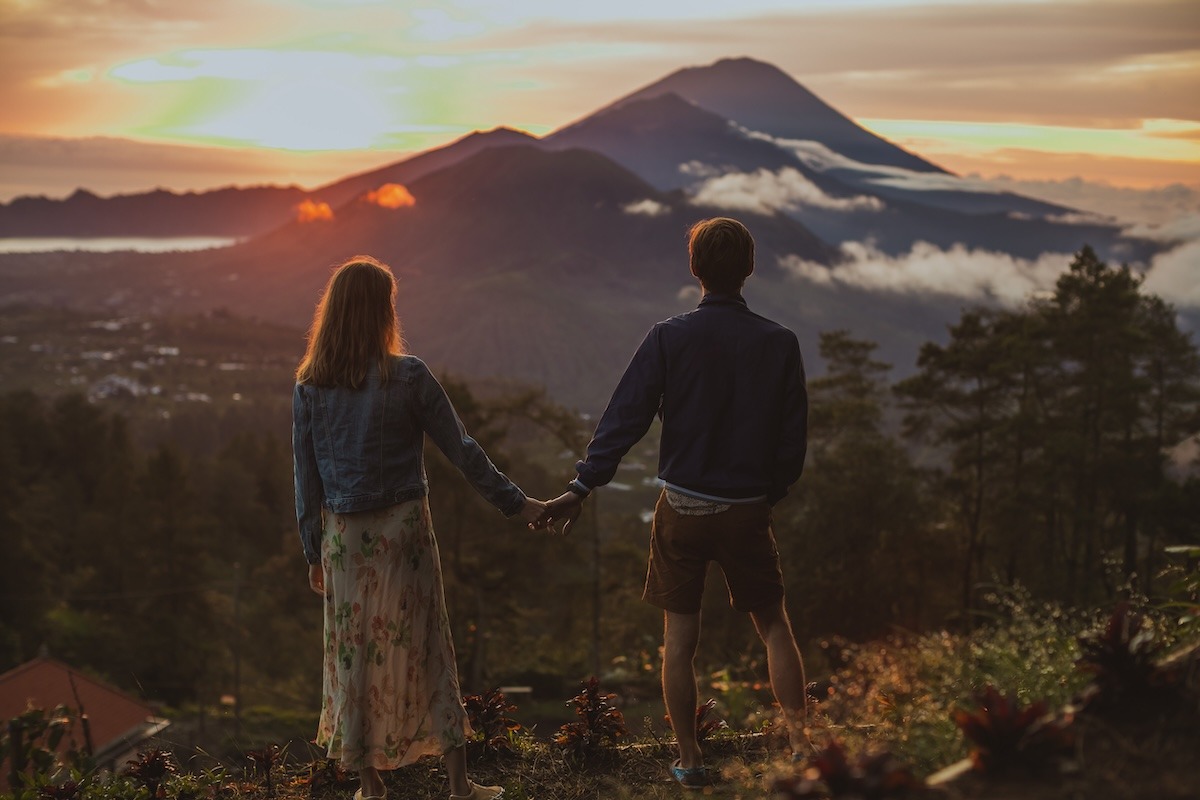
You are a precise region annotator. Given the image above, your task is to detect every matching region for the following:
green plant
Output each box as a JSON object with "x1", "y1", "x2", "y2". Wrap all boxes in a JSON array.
[
  {"x1": 1160, "y1": 545, "x2": 1200, "y2": 641},
  {"x1": 772, "y1": 740, "x2": 923, "y2": 799},
  {"x1": 2, "y1": 706, "x2": 87, "y2": 789},
  {"x1": 463, "y1": 688, "x2": 524, "y2": 754},
  {"x1": 552, "y1": 677, "x2": 628, "y2": 760},
  {"x1": 1076, "y1": 603, "x2": 1166, "y2": 706},
  {"x1": 951, "y1": 686, "x2": 1073, "y2": 775}
]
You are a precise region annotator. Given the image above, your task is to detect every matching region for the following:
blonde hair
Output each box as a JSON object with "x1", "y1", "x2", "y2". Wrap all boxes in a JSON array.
[{"x1": 296, "y1": 256, "x2": 403, "y2": 388}]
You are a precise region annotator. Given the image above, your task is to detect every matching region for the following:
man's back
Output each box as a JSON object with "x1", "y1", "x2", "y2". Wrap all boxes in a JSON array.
[
  {"x1": 575, "y1": 292, "x2": 807, "y2": 504},
  {"x1": 655, "y1": 293, "x2": 807, "y2": 500}
]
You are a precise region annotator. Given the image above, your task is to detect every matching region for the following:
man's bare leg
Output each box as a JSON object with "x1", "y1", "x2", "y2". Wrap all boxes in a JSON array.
[
  {"x1": 662, "y1": 611, "x2": 703, "y2": 769},
  {"x1": 749, "y1": 599, "x2": 810, "y2": 755}
]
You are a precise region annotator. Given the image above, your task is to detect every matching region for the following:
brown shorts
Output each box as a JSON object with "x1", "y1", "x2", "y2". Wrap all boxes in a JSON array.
[{"x1": 642, "y1": 490, "x2": 785, "y2": 614}]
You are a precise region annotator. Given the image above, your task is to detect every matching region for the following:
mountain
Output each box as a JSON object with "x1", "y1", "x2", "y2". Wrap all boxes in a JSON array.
[
  {"x1": 608, "y1": 57, "x2": 946, "y2": 174},
  {"x1": 0, "y1": 56, "x2": 1168, "y2": 406},
  {"x1": 0, "y1": 127, "x2": 538, "y2": 239},
  {"x1": 313, "y1": 127, "x2": 538, "y2": 208},
  {"x1": 545, "y1": 92, "x2": 820, "y2": 191},
  {"x1": 538, "y1": 59, "x2": 1155, "y2": 261},
  {"x1": 1, "y1": 145, "x2": 964, "y2": 408},
  {"x1": 0, "y1": 186, "x2": 308, "y2": 237}
]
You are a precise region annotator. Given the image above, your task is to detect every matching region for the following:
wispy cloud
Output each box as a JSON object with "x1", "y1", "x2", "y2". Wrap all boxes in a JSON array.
[
  {"x1": 783, "y1": 225, "x2": 1200, "y2": 311},
  {"x1": 622, "y1": 198, "x2": 670, "y2": 216},
  {"x1": 781, "y1": 241, "x2": 1073, "y2": 306},
  {"x1": 981, "y1": 175, "x2": 1200, "y2": 226},
  {"x1": 1143, "y1": 238, "x2": 1200, "y2": 309},
  {"x1": 690, "y1": 166, "x2": 883, "y2": 214},
  {"x1": 1137, "y1": 213, "x2": 1200, "y2": 309}
]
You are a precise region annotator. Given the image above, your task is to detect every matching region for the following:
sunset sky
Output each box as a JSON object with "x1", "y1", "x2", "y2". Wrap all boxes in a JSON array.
[{"x1": 1, "y1": 0, "x2": 1197, "y2": 210}]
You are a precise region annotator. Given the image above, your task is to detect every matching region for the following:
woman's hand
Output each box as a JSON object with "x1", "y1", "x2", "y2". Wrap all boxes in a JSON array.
[
  {"x1": 308, "y1": 563, "x2": 325, "y2": 596},
  {"x1": 519, "y1": 497, "x2": 547, "y2": 524}
]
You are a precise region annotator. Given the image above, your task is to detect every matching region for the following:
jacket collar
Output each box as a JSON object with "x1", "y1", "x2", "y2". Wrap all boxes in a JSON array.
[{"x1": 698, "y1": 292, "x2": 748, "y2": 308}]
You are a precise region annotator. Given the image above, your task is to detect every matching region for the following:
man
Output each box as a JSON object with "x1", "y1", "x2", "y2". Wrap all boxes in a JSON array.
[{"x1": 537, "y1": 217, "x2": 810, "y2": 787}]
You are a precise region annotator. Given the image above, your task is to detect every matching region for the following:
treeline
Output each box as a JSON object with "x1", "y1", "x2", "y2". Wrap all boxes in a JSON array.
[
  {"x1": 1, "y1": 246, "x2": 1198, "y2": 709},
  {"x1": 777, "y1": 246, "x2": 1200, "y2": 640}
]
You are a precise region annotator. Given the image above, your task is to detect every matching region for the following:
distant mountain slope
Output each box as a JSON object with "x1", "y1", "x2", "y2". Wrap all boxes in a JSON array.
[
  {"x1": 4, "y1": 145, "x2": 916, "y2": 408},
  {"x1": 545, "y1": 92, "x2": 813, "y2": 190},
  {"x1": 312, "y1": 127, "x2": 539, "y2": 208},
  {"x1": 611, "y1": 57, "x2": 946, "y2": 174},
  {"x1": 0, "y1": 186, "x2": 307, "y2": 237},
  {"x1": 0, "y1": 128, "x2": 538, "y2": 239},
  {"x1": 543, "y1": 74, "x2": 1139, "y2": 261}
]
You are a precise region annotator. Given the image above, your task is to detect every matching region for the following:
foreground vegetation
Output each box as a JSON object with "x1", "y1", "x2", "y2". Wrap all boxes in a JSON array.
[{"x1": 6, "y1": 589, "x2": 1198, "y2": 799}]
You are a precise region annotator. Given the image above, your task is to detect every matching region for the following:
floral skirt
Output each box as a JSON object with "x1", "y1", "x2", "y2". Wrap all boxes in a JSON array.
[{"x1": 316, "y1": 498, "x2": 472, "y2": 769}]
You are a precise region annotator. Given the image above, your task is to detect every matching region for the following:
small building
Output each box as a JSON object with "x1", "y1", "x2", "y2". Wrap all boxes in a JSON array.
[{"x1": 0, "y1": 657, "x2": 169, "y2": 787}]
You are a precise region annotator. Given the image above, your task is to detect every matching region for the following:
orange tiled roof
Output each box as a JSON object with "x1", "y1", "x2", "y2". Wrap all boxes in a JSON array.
[{"x1": 0, "y1": 657, "x2": 161, "y2": 756}]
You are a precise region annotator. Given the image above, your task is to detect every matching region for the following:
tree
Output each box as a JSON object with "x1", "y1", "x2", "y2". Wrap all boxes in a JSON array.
[{"x1": 782, "y1": 331, "x2": 941, "y2": 639}]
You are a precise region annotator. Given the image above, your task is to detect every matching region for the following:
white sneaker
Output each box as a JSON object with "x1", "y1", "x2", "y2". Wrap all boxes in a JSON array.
[{"x1": 449, "y1": 781, "x2": 504, "y2": 800}]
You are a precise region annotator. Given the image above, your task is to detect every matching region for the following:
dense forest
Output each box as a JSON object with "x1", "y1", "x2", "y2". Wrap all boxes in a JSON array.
[{"x1": 1, "y1": 246, "x2": 1198, "y2": 720}]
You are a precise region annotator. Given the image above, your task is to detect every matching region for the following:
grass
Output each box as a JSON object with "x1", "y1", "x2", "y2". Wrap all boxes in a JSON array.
[{"x1": 7, "y1": 589, "x2": 1197, "y2": 800}]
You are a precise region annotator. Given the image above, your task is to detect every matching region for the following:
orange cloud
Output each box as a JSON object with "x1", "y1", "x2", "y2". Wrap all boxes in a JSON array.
[
  {"x1": 296, "y1": 198, "x2": 333, "y2": 222},
  {"x1": 366, "y1": 183, "x2": 416, "y2": 209}
]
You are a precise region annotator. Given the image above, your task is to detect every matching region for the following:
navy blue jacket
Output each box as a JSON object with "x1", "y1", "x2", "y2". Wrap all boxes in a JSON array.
[
  {"x1": 575, "y1": 293, "x2": 808, "y2": 504},
  {"x1": 293, "y1": 355, "x2": 526, "y2": 564}
]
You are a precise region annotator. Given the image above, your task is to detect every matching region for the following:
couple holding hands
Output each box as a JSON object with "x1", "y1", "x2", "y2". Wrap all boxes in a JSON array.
[{"x1": 293, "y1": 217, "x2": 810, "y2": 799}]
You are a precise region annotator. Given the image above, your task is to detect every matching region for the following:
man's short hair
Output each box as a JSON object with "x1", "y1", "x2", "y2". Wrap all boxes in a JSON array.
[{"x1": 688, "y1": 217, "x2": 755, "y2": 294}]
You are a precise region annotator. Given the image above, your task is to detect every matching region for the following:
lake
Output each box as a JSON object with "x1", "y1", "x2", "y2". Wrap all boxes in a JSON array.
[{"x1": 0, "y1": 237, "x2": 240, "y2": 254}]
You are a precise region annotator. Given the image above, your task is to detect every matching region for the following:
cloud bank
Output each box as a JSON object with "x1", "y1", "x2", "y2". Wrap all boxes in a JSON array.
[
  {"x1": 783, "y1": 221, "x2": 1200, "y2": 311},
  {"x1": 690, "y1": 167, "x2": 883, "y2": 214},
  {"x1": 780, "y1": 241, "x2": 1071, "y2": 306}
]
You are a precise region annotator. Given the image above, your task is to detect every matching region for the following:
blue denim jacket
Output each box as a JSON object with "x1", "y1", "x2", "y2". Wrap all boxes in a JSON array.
[{"x1": 292, "y1": 355, "x2": 527, "y2": 564}]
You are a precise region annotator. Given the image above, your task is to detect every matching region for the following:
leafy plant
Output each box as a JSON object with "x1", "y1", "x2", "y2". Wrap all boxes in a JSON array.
[
  {"x1": 772, "y1": 740, "x2": 923, "y2": 799},
  {"x1": 1159, "y1": 545, "x2": 1199, "y2": 640},
  {"x1": 552, "y1": 677, "x2": 628, "y2": 760},
  {"x1": 38, "y1": 781, "x2": 81, "y2": 800},
  {"x1": 952, "y1": 686, "x2": 1073, "y2": 775},
  {"x1": 1076, "y1": 603, "x2": 1167, "y2": 706},
  {"x1": 2, "y1": 706, "x2": 86, "y2": 788},
  {"x1": 123, "y1": 749, "x2": 177, "y2": 799},
  {"x1": 244, "y1": 744, "x2": 280, "y2": 797},
  {"x1": 300, "y1": 758, "x2": 355, "y2": 792},
  {"x1": 463, "y1": 688, "x2": 523, "y2": 754},
  {"x1": 664, "y1": 699, "x2": 727, "y2": 745}
]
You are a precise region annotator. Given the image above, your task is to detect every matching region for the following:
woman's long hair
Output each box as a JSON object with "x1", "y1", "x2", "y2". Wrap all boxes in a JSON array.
[{"x1": 296, "y1": 256, "x2": 403, "y2": 388}]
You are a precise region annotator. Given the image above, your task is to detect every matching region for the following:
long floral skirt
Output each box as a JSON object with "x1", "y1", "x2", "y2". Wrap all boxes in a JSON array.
[{"x1": 316, "y1": 498, "x2": 472, "y2": 770}]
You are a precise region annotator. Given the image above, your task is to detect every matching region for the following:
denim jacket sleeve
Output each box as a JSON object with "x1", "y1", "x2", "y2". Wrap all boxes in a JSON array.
[
  {"x1": 413, "y1": 361, "x2": 527, "y2": 517},
  {"x1": 292, "y1": 383, "x2": 325, "y2": 564},
  {"x1": 575, "y1": 326, "x2": 665, "y2": 489}
]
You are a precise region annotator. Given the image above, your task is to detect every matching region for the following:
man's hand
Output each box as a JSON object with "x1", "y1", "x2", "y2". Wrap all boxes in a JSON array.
[
  {"x1": 519, "y1": 497, "x2": 547, "y2": 524},
  {"x1": 308, "y1": 563, "x2": 325, "y2": 596},
  {"x1": 534, "y1": 491, "x2": 585, "y2": 535}
]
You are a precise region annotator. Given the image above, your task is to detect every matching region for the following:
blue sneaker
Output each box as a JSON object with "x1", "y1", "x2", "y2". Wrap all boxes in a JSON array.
[{"x1": 670, "y1": 759, "x2": 710, "y2": 790}]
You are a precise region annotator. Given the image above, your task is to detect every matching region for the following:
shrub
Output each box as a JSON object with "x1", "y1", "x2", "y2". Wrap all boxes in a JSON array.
[{"x1": 552, "y1": 677, "x2": 628, "y2": 760}]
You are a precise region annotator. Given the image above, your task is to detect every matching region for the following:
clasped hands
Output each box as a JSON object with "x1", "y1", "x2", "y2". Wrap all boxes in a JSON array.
[{"x1": 519, "y1": 492, "x2": 584, "y2": 535}]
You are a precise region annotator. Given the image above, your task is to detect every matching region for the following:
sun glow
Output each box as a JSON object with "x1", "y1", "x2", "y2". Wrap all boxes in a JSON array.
[
  {"x1": 107, "y1": 48, "x2": 456, "y2": 151},
  {"x1": 861, "y1": 118, "x2": 1200, "y2": 165},
  {"x1": 366, "y1": 183, "x2": 416, "y2": 208},
  {"x1": 296, "y1": 199, "x2": 334, "y2": 222}
]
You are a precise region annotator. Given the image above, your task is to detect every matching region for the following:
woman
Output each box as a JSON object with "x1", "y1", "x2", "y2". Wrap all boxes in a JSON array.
[{"x1": 292, "y1": 256, "x2": 543, "y2": 800}]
